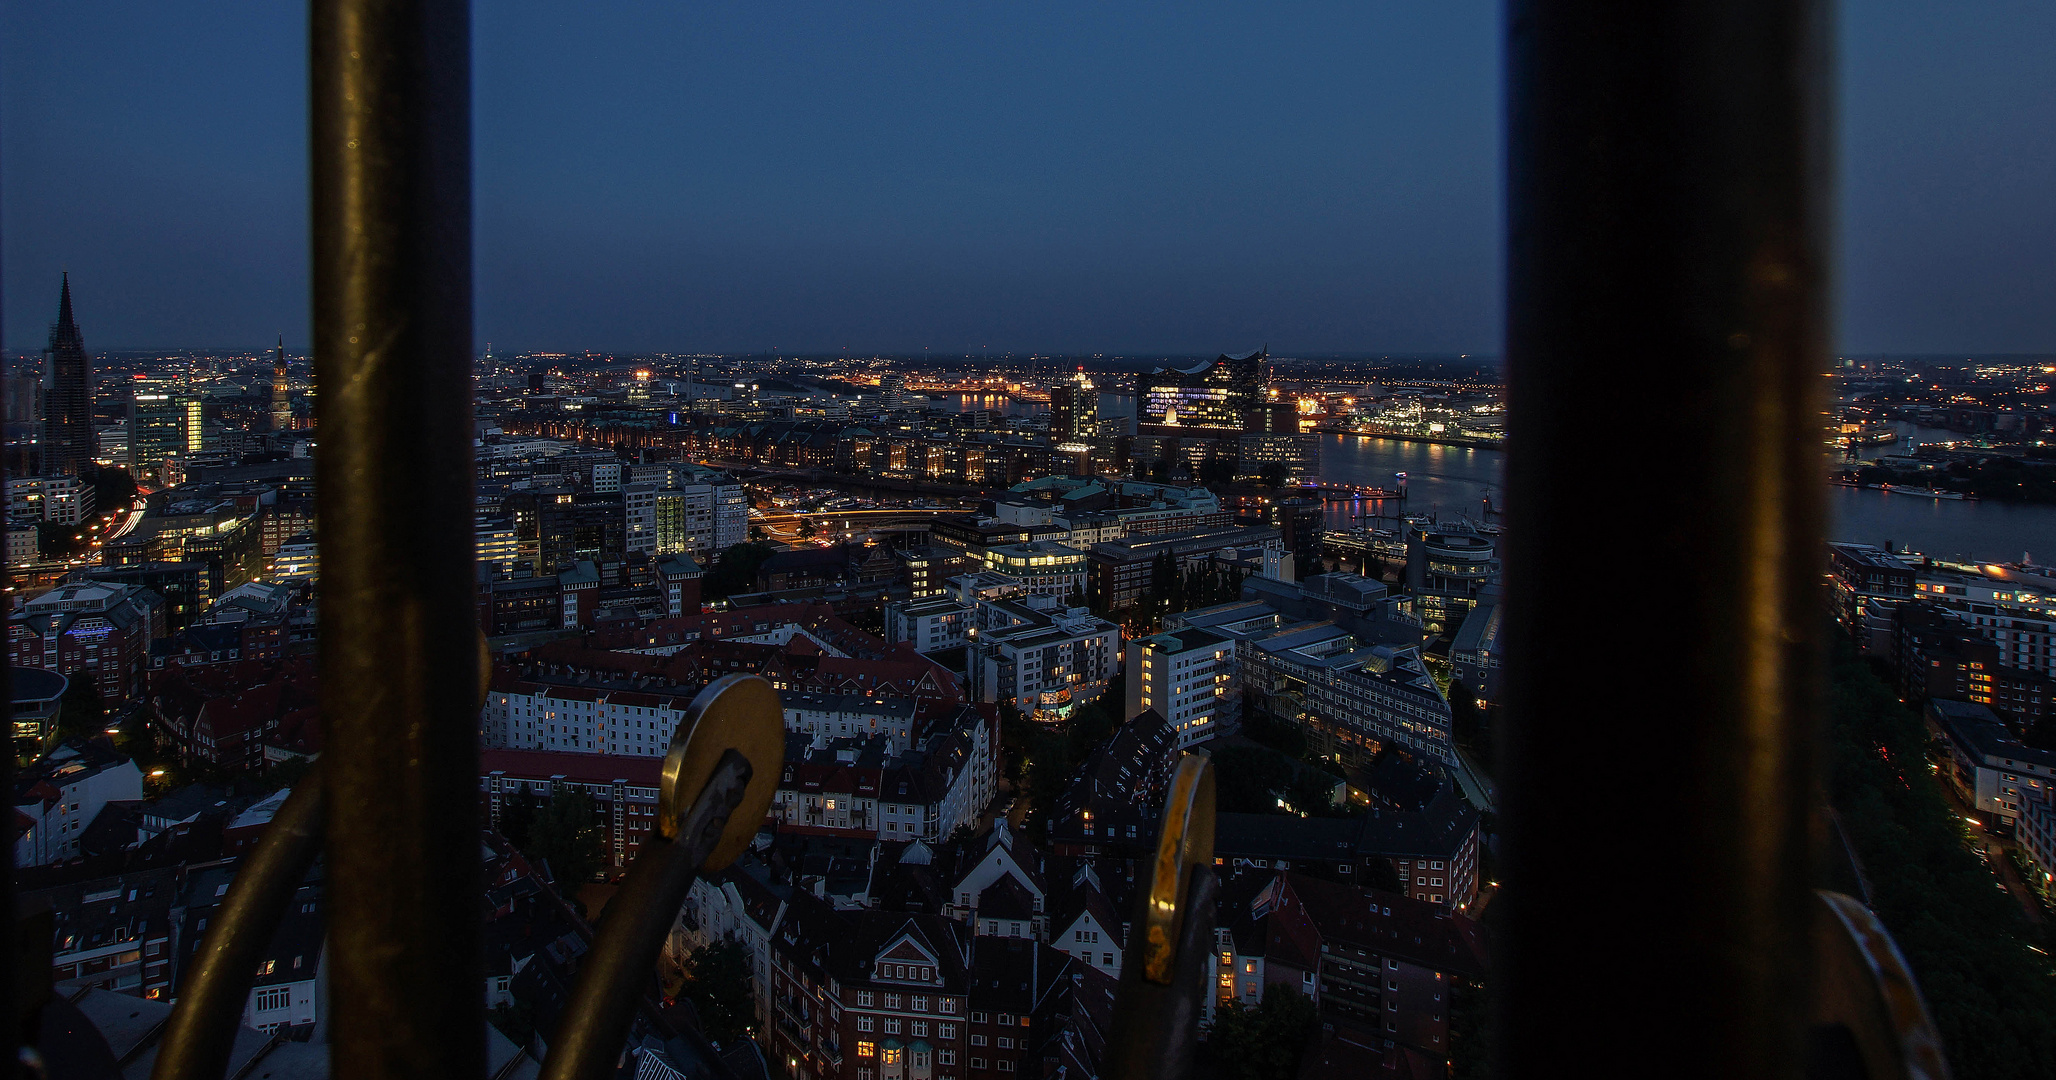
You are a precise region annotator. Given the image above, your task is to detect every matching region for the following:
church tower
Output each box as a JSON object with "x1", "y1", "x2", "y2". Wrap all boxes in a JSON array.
[
  {"x1": 272, "y1": 336, "x2": 292, "y2": 432},
  {"x1": 42, "y1": 274, "x2": 96, "y2": 476}
]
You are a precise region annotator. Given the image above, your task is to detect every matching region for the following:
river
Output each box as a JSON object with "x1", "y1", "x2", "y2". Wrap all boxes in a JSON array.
[
  {"x1": 1315, "y1": 428, "x2": 2054, "y2": 564},
  {"x1": 956, "y1": 392, "x2": 2050, "y2": 561}
]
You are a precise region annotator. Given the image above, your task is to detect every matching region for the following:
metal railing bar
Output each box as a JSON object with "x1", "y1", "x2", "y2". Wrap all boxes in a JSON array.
[
  {"x1": 538, "y1": 750, "x2": 754, "y2": 1080},
  {"x1": 311, "y1": 0, "x2": 483, "y2": 1077},
  {"x1": 150, "y1": 772, "x2": 325, "y2": 1080},
  {"x1": 1499, "y1": 2, "x2": 1832, "y2": 1078},
  {"x1": 1104, "y1": 753, "x2": 1217, "y2": 1080}
]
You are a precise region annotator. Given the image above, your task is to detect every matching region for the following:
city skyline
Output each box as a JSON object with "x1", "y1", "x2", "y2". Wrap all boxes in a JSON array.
[{"x1": 5, "y1": 1, "x2": 2055, "y2": 355}]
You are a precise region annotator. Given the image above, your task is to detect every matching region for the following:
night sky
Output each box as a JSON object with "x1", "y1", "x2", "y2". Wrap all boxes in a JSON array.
[{"x1": 4, "y1": 1, "x2": 2051, "y2": 355}]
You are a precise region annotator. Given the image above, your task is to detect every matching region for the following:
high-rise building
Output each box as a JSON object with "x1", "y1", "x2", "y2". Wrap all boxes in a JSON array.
[
  {"x1": 1050, "y1": 370, "x2": 1098, "y2": 444},
  {"x1": 42, "y1": 274, "x2": 96, "y2": 476},
  {"x1": 271, "y1": 336, "x2": 292, "y2": 432},
  {"x1": 129, "y1": 380, "x2": 204, "y2": 475}
]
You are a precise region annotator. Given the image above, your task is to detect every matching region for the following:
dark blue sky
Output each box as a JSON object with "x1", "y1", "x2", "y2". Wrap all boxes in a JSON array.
[{"x1": 4, "y1": 1, "x2": 2052, "y2": 355}]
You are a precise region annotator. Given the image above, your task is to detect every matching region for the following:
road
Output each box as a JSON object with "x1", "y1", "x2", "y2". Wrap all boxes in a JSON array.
[
  {"x1": 751, "y1": 506, "x2": 970, "y2": 545},
  {"x1": 1937, "y1": 774, "x2": 2047, "y2": 925}
]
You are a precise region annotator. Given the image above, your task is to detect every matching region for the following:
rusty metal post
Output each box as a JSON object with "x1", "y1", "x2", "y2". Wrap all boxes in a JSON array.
[
  {"x1": 311, "y1": 1, "x2": 481, "y2": 1076},
  {"x1": 1499, "y1": 2, "x2": 1833, "y2": 1078}
]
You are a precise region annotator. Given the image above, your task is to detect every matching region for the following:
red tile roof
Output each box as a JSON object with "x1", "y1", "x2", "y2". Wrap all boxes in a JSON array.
[{"x1": 479, "y1": 748, "x2": 664, "y2": 786}]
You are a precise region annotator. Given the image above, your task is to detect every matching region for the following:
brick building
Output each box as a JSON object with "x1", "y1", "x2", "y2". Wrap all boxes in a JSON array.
[
  {"x1": 9, "y1": 580, "x2": 165, "y2": 702},
  {"x1": 1213, "y1": 870, "x2": 1486, "y2": 1065}
]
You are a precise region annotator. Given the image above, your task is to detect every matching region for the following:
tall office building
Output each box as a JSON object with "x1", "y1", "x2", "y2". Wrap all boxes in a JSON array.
[
  {"x1": 1050, "y1": 370, "x2": 1098, "y2": 444},
  {"x1": 129, "y1": 380, "x2": 204, "y2": 476},
  {"x1": 271, "y1": 336, "x2": 292, "y2": 432},
  {"x1": 42, "y1": 274, "x2": 96, "y2": 475}
]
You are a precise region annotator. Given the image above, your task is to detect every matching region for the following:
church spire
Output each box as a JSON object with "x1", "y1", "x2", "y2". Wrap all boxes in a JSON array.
[
  {"x1": 43, "y1": 273, "x2": 95, "y2": 475},
  {"x1": 50, "y1": 272, "x2": 83, "y2": 351}
]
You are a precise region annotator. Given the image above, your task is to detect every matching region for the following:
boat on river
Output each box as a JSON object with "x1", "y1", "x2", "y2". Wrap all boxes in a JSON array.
[{"x1": 1882, "y1": 484, "x2": 1974, "y2": 501}]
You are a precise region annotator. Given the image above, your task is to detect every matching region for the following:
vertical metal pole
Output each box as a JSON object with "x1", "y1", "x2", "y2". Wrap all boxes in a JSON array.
[
  {"x1": 1500, "y1": 3, "x2": 1831, "y2": 1079},
  {"x1": 1, "y1": 125, "x2": 15, "y2": 1080},
  {"x1": 311, "y1": 2, "x2": 482, "y2": 1077}
]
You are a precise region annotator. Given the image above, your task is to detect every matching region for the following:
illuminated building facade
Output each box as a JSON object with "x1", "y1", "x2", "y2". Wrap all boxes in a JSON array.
[
  {"x1": 129, "y1": 381, "x2": 205, "y2": 476},
  {"x1": 1049, "y1": 371, "x2": 1098, "y2": 444},
  {"x1": 271, "y1": 337, "x2": 292, "y2": 432},
  {"x1": 1136, "y1": 348, "x2": 1268, "y2": 433}
]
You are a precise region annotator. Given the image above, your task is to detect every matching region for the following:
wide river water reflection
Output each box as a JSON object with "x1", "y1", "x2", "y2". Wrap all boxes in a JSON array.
[
  {"x1": 965, "y1": 392, "x2": 2051, "y2": 563},
  {"x1": 1315, "y1": 431, "x2": 2054, "y2": 564}
]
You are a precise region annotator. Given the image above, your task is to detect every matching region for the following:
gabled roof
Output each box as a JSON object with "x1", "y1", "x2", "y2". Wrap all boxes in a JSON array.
[{"x1": 1284, "y1": 873, "x2": 1486, "y2": 977}]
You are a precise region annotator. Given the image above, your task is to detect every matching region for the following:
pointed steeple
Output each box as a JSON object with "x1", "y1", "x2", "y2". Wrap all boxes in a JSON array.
[
  {"x1": 50, "y1": 272, "x2": 84, "y2": 351},
  {"x1": 43, "y1": 273, "x2": 94, "y2": 475}
]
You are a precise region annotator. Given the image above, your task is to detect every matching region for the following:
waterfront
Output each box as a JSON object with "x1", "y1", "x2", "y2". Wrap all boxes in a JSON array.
[
  {"x1": 1317, "y1": 431, "x2": 2055, "y2": 563},
  {"x1": 949, "y1": 396, "x2": 2050, "y2": 562}
]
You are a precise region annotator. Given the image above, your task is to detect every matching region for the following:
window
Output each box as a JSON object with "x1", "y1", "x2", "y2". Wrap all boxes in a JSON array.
[
  {"x1": 940, "y1": 1050, "x2": 957, "y2": 1065},
  {"x1": 857, "y1": 1041, "x2": 875, "y2": 1059},
  {"x1": 857, "y1": 991, "x2": 874, "y2": 1007},
  {"x1": 883, "y1": 1048, "x2": 903, "y2": 1066},
  {"x1": 254, "y1": 986, "x2": 291, "y2": 1012},
  {"x1": 972, "y1": 1058, "x2": 988, "y2": 1070},
  {"x1": 998, "y1": 1037, "x2": 1013, "y2": 1050},
  {"x1": 999, "y1": 1062, "x2": 1016, "y2": 1072},
  {"x1": 971, "y1": 1035, "x2": 988, "y2": 1047},
  {"x1": 912, "y1": 995, "x2": 929, "y2": 1011},
  {"x1": 971, "y1": 1011, "x2": 989, "y2": 1025},
  {"x1": 939, "y1": 1023, "x2": 956, "y2": 1039},
  {"x1": 998, "y1": 1013, "x2": 1013, "y2": 1026},
  {"x1": 913, "y1": 1021, "x2": 929, "y2": 1037},
  {"x1": 885, "y1": 1019, "x2": 901, "y2": 1035},
  {"x1": 940, "y1": 998, "x2": 958, "y2": 1014},
  {"x1": 858, "y1": 1016, "x2": 874, "y2": 1032},
  {"x1": 1103, "y1": 953, "x2": 1114, "y2": 966},
  {"x1": 885, "y1": 993, "x2": 902, "y2": 1010}
]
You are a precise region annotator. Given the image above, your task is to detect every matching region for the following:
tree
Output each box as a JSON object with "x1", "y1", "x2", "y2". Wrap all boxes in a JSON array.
[
  {"x1": 1148, "y1": 460, "x2": 1172, "y2": 484},
  {"x1": 1065, "y1": 694, "x2": 1117, "y2": 758},
  {"x1": 87, "y1": 466, "x2": 138, "y2": 517},
  {"x1": 1825, "y1": 629, "x2": 2056, "y2": 1078},
  {"x1": 1207, "y1": 988, "x2": 1318, "y2": 1080},
  {"x1": 58, "y1": 675, "x2": 107, "y2": 742},
  {"x1": 703, "y1": 541, "x2": 778, "y2": 601},
  {"x1": 1286, "y1": 771, "x2": 1347, "y2": 818},
  {"x1": 797, "y1": 517, "x2": 818, "y2": 539},
  {"x1": 497, "y1": 796, "x2": 537, "y2": 848},
  {"x1": 37, "y1": 521, "x2": 84, "y2": 560},
  {"x1": 526, "y1": 789, "x2": 606, "y2": 891},
  {"x1": 1211, "y1": 746, "x2": 1296, "y2": 814},
  {"x1": 490, "y1": 999, "x2": 537, "y2": 1051},
  {"x1": 259, "y1": 755, "x2": 315, "y2": 795},
  {"x1": 1198, "y1": 456, "x2": 1236, "y2": 487},
  {"x1": 1258, "y1": 462, "x2": 1289, "y2": 489},
  {"x1": 676, "y1": 940, "x2": 755, "y2": 1046},
  {"x1": 1447, "y1": 679, "x2": 1492, "y2": 775}
]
